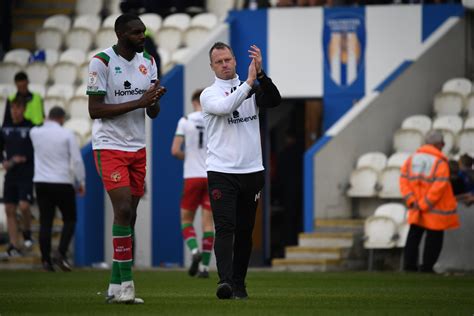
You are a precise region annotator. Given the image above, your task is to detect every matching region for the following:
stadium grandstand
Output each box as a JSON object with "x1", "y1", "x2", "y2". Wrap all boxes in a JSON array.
[{"x1": 0, "y1": 0, "x2": 473, "y2": 278}]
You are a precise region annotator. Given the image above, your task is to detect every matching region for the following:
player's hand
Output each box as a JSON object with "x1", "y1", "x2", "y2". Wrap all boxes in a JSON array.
[
  {"x1": 12, "y1": 155, "x2": 26, "y2": 164},
  {"x1": 2, "y1": 159, "x2": 11, "y2": 170},
  {"x1": 138, "y1": 82, "x2": 160, "y2": 108},
  {"x1": 77, "y1": 183, "x2": 86, "y2": 197},
  {"x1": 248, "y1": 45, "x2": 262, "y2": 74},
  {"x1": 246, "y1": 59, "x2": 257, "y2": 86},
  {"x1": 154, "y1": 79, "x2": 167, "y2": 102}
]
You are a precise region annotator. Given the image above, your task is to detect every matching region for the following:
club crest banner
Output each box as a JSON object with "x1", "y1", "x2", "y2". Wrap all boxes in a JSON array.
[{"x1": 323, "y1": 8, "x2": 365, "y2": 95}]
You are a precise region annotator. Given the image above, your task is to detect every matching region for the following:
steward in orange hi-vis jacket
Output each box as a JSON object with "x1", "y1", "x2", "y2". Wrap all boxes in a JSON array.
[
  {"x1": 399, "y1": 130, "x2": 460, "y2": 273},
  {"x1": 400, "y1": 145, "x2": 459, "y2": 230}
]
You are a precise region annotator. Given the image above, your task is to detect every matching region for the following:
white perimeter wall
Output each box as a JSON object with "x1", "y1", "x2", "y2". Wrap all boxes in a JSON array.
[
  {"x1": 313, "y1": 17, "x2": 465, "y2": 219},
  {"x1": 268, "y1": 7, "x2": 324, "y2": 98},
  {"x1": 267, "y1": 5, "x2": 425, "y2": 97},
  {"x1": 365, "y1": 5, "x2": 422, "y2": 94}
]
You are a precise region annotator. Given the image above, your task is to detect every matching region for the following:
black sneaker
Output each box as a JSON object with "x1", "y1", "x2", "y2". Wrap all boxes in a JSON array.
[
  {"x1": 53, "y1": 254, "x2": 72, "y2": 272},
  {"x1": 233, "y1": 283, "x2": 248, "y2": 300},
  {"x1": 6, "y1": 245, "x2": 22, "y2": 258},
  {"x1": 197, "y1": 270, "x2": 209, "y2": 278},
  {"x1": 216, "y1": 282, "x2": 233, "y2": 299},
  {"x1": 188, "y1": 252, "x2": 201, "y2": 277},
  {"x1": 42, "y1": 260, "x2": 55, "y2": 272}
]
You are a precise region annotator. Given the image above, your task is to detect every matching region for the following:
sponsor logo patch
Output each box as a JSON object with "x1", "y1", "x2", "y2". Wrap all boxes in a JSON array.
[{"x1": 88, "y1": 71, "x2": 98, "y2": 85}]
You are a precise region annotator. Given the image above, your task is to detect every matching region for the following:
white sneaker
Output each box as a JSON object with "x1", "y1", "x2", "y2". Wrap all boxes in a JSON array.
[
  {"x1": 117, "y1": 281, "x2": 144, "y2": 304},
  {"x1": 118, "y1": 281, "x2": 135, "y2": 303},
  {"x1": 105, "y1": 283, "x2": 144, "y2": 305},
  {"x1": 23, "y1": 239, "x2": 33, "y2": 250},
  {"x1": 105, "y1": 284, "x2": 121, "y2": 304},
  {"x1": 132, "y1": 297, "x2": 144, "y2": 304}
]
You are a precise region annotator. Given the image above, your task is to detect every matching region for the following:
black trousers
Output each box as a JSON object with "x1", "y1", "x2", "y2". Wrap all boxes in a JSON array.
[
  {"x1": 207, "y1": 171, "x2": 264, "y2": 286},
  {"x1": 404, "y1": 224, "x2": 444, "y2": 272},
  {"x1": 35, "y1": 183, "x2": 77, "y2": 262}
]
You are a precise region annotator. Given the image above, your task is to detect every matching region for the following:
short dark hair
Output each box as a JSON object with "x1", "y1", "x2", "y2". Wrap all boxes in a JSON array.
[
  {"x1": 209, "y1": 42, "x2": 234, "y2": 62},
  {"x1": 11, "y1": 96, "x2": 26, "y2": 107},
  {"x1": 115, "y1": 13, "x2": 141, "y2": 33},
  {"x1": 49, "y1": 106, "x2": 66, "y2": 119},
  {"x1": 459, "y1": 154, "x2": 473, "y2": 168},
  {"x1": 192, "y1": 89, "x2": 203, "y2": 102},
  {"x1": 14, "y1": 71, "x2": 28, "y2": 82}
]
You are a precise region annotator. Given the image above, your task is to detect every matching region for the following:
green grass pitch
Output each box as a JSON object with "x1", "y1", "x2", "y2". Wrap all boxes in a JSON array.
[{"x1": 0, "y1": 270, "x2": 473, "y2": 315}]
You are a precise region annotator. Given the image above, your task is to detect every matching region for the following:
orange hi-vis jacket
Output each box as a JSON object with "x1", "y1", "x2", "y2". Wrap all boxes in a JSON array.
[{"x1": 400, "y1": 144, "x2": 459, "y2": 231}]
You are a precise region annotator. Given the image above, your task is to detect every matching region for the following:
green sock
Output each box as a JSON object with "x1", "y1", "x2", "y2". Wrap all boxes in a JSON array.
[
  {"x1": 181, "y1": 223, "x2": 198, "y2": 252},
  {"x1": 131, "y1": 227, "x2": 135, "y2": 266},
  {"x1": 112, "y1": 224, "x2": 133, "y2": 283},
  {"x1": 119, "y1": 261, "x2": 133, "y2": 282},
  {"x1": 110, "y1": 261, "x2": 121, "y2": 285},
  {"x1": 201, "y1": 231, "x2": 214, "y2": 267}
]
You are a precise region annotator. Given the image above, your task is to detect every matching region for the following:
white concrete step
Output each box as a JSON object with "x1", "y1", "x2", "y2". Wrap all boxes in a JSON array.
[
  {"x1": 271, "y1": 258, "x2": 344, "y2": 272},
  {"x1": 285, "y1": 246, "x2": 350, "y2": 260},
  {"x1": 315, "y1": 218, "x2": 365, "y2": 228},
  {"x1": 298, "y1": 232, "x2": 355, "y2": 248}
]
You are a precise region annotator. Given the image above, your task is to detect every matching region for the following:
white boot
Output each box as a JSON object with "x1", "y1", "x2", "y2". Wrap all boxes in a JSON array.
[
  {"x1": 105, "y1": 284, "x2": 121, "y2": 304},
  {"x1": 117, "y1": 281, "x2": 144, "y2": 304}
]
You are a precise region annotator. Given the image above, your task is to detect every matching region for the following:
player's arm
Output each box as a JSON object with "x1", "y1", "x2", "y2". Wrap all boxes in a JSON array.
[
  {"x1": 89, "y1": 87, "x2": 159, "y2": 119},
  {"x1": 0, "y1": 129, "x2": 5, "y2": 167},
  {"x1": 171, "y1": 135, "x2": 185, "y2": 160},
  {"x1": 87, "y1": 56, "x2": 159, "y2": 119},
  {"x1": 248, "y1": 45, "x2": 281, "y2": 108},
  {"x1": 253, "y1": 70, "x2": 281, "y2": 108},
  {"x1": 67, "y1": 129, "x2": 86, "y2": 196}
]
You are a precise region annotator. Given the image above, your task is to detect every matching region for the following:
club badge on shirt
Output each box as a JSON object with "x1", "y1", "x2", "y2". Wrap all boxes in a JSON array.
[{"x1": 139, "y1": 64, "x2": 147, "y2": 75}]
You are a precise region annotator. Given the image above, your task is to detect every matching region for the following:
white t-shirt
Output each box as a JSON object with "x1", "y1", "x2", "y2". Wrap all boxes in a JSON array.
[
  {"x1": 200, "y1": 75, "x2": 264, "y2": 174},
  {"x1": 174, "y1": 111, "x2": 207, "y2": 179},
  {"x1": 30, "y1": 121, "x2": 85, "y2": 185},
  {"x1": 86, "y1": 46, "x2": 157, "y2": 151}
]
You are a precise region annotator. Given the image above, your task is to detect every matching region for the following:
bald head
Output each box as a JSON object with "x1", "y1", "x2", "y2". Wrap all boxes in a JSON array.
[{"x1": 425, "y1": 130, "x2": 444, "y2": 148}]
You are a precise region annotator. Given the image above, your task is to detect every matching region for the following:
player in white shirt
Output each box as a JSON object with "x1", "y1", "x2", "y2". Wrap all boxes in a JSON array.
[
  {"x1": 200, "y1": 42, "x2": 281, "y2": 299},
  {"x1": 171, "y1": 89, "x2": 214, "y2": 279},
  {"x1": 86, "y1": 13, "x2": 167, "y2": 305}
]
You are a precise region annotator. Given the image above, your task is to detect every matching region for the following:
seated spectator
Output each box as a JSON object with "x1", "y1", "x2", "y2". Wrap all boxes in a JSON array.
[
  {"x1": 3, "y1": 72, "x2": 44, "y2": 127},
  {"x1": 277, "y1": 0, "x2": 295, "y2": 6},
  {"x1": 449, "y1": 159, "x2": 464, "y2": 196},
  {"x1": 120, "y1": 0, "x2": 146, "y2": 15},
  {"x1": 455, "y1": 154, "x2": 474, "y2": 205},
  {"x1": 297, "y1": 0, "x2": 324, "y2": 5},
  {"x1": 244, "y1": 0, "x2": 272, "y2": 8}
]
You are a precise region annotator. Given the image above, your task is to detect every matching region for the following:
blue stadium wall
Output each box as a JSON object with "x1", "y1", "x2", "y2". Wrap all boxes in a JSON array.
[{"x1": 74, "y1": 4, "x2": 464, "y2": 266}]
